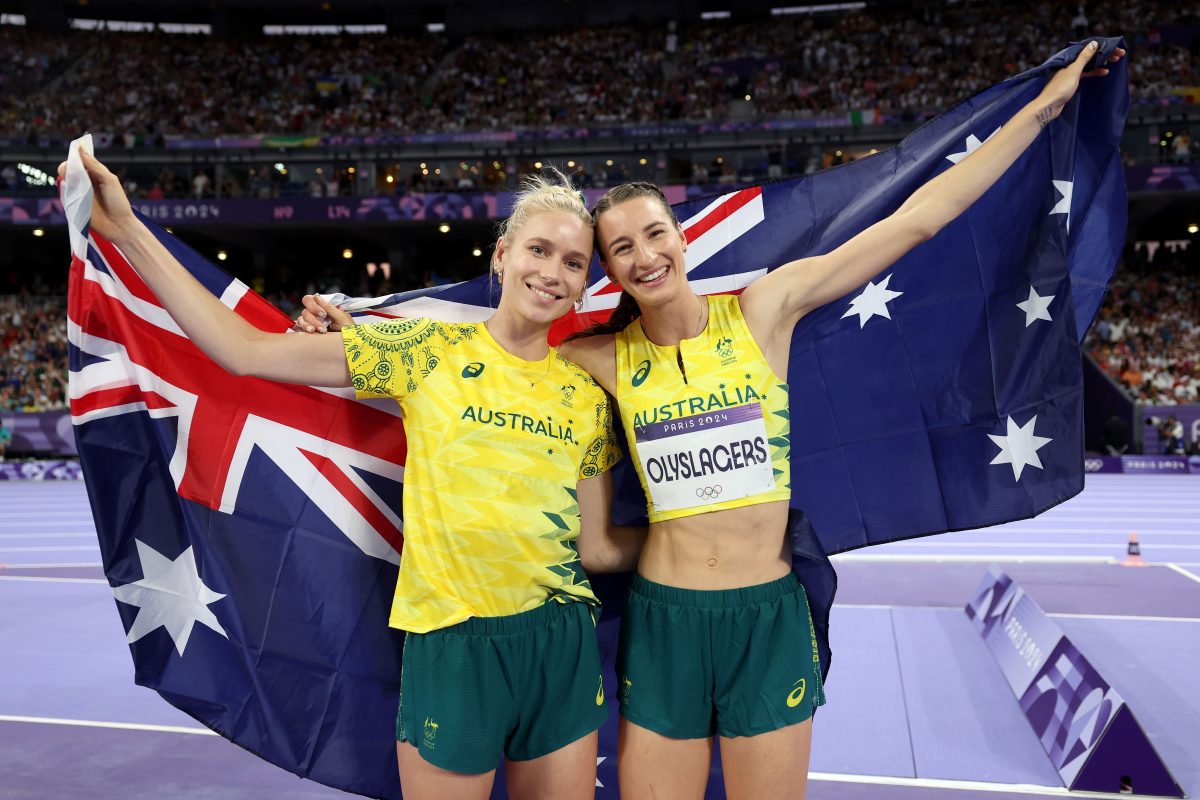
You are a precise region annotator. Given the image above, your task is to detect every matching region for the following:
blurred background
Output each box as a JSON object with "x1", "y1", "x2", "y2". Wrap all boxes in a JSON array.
[{"x1": 0, "y1": 0, "x2": 1196, "y2": 460}]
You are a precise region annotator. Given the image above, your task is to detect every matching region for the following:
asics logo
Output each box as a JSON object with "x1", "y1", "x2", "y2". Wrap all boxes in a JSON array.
[
  {"x1": 695, "y1": 485, "x2": 723, "y2": 499},
  {"x1": 462, "y1": 362, "x2": 485, "y2": 378},
  {"x1": 632, "y1": 360, "x2": 651, "y2": 387},
  {"x1": 786, "y1": 679, "x2": 806, "y2": 708}
]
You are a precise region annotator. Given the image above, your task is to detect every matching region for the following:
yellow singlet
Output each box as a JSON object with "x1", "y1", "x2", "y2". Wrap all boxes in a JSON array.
[
  {"x1": 615, "y1": 294, "x2": 791, "y2": 524},
  {"x1": 342, "y1": 319, "x2": 621, "y2": 633}
]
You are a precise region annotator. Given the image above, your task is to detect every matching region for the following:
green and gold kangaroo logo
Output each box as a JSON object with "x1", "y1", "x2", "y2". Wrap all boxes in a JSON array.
[
  {"x1": 716, "y1": 336, "x2": 735, "y2": 364},
  {"x1": 423, "y1": 717, "x2": 440, "y2": 748}
]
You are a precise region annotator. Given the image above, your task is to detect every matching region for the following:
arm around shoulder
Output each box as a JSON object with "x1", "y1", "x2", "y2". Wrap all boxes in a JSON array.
[{"x1": 558, "y1": 334, "x2": 618, "y2": 396}]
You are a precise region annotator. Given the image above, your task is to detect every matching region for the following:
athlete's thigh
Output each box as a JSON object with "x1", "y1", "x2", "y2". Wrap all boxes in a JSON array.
[
  {"x1": 618, "y1": 718, "x2": 712, "y2": 800},
  {"x1": 396, "y1": 741, "x2": 495, "y2": 800},
  {"x1": 505, "y1": 729, "x2": 599, "y2": 800},
  {"x1": 719, "y1": 718, "x2": 812, "y2": 800}
]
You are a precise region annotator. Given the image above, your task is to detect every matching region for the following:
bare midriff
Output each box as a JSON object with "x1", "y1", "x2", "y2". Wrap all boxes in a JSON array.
[{"x1": 636, "y1": 499, "x2": 792, "y2": 590}]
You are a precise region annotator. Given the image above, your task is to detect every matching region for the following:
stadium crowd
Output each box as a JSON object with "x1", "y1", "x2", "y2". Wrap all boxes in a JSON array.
[
  {"x1": 1087, "y1": 248, "x2": 1200, "y2": 407},
  {"x1": 0, "y1": 0, "x2": 1196, "y2": 145},
  {"x1": 0, "y1": 296, "x2": 69, "y2": 413}
]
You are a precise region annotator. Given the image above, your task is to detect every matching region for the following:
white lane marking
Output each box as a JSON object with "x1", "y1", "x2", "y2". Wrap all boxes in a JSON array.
[
  {"x1": 810, "y1": 770, "x2": 1168, "y2": 797},
  {"x1": 0, "y1": 562, "x2": 103, "y2": 569},
  {"x1": 0, "y1": 546, "x2": 99, "y2": 553},
  {"x1": 1166, "y1": 563, "x2": 1200, "y2": 587},
  {"x1": 1008, "y1": 520, "x2": 1200, "y2": 525},
  {"x1": 873, "y1": 542, "x2": 1200, "y2": 550},
  {"x1": 832, "y1": 554, "x2": 1116, "y2": 564},
  {"x1": 0, "y1": 715, "x2": 215, "y2": 736},
  {"x1": 0, "y1": 576, "x2": 108, "y2": 584},
  {"x1": 0, "y1": 533, "x2": 96, "y2": 539},
  {"x1": 951, "y1": 529, "x2": 1200, "y2": 537},
  {"x1": 833, "y1": 604, "x2": 1200, "y2": 623},
  {"x1": 1050, "y1": 611, "x2": 1200, "y2": 623}
]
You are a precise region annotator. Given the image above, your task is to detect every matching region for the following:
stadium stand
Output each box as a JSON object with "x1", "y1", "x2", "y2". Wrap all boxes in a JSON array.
[
  {"x1": 1086, "y1": 248, "x2": 1200, "y2": 407},
  {"x1": 0, "y1": 0, "x2": 1195, "y2": 147}
]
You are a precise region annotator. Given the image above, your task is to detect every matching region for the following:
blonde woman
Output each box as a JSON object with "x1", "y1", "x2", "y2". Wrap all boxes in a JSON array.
[{"x1": 64, "y1": 153, "x2": 642, "y2": 800}]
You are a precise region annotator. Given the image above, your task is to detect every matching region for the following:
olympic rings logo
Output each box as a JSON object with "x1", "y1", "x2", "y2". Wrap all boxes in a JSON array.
[
  {"x1": 1083, "y1": 458, "x2": 1104, "y2": 472},
  {"x1": 696, "y1": 485, "x2": 724, "y2": 499}
]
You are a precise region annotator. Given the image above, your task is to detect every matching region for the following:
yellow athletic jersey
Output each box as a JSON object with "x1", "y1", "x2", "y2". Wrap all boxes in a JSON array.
[
  {"x1": 615, "y1": 294, "x2": 791, "y2": 523},
  {"x1": 342, "y1": 319, "x2": 621, "y2": 633}
]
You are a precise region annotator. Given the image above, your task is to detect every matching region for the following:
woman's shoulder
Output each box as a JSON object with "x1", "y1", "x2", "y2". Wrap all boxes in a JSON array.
[{"x1": 555, "y1": 334, "x2": 618, "y2": 396}]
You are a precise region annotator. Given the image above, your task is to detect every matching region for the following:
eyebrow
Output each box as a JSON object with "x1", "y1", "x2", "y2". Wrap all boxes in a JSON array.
[
  {"x1": 606, "y1": 221, "x2": 668, "y2": 249},
  {"x1": 527, "y1": 236, "x2": 589, "y2": 262}
]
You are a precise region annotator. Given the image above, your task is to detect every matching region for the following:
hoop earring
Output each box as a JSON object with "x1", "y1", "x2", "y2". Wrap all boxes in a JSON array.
[
  {"x1": 495, "y1": 269, "x2": 504, "y2": 284},
  {"x1": 574, "y1": 296, "x2": 585, "y2": 311}
]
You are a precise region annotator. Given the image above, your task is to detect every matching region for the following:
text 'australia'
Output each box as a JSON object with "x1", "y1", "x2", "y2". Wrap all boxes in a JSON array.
[
  {"x1": 632, "y1": 385, "x2": 761, "y2": 428},
  {"x1": 461, "y1": 406, "x2": 576, "y2": 444}
]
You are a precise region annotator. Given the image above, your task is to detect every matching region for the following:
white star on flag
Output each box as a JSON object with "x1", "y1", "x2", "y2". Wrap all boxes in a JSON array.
[
  {"x1": 596, "y1": 756, "x2": 607, "y2": 788},
  {"x1": 1016, "y1": 286, "x2": 1055, "y2": 327},
  {"x1": 111, "y1": 540, "x2": 228, "y2": 656},
  {"x1": 946, "y1": 128, "x2": 1001, "y2": 164},
  {"x1": 1050, "y1": 179, "x2": 1073, "y2": 232},
  {"x1": 988, "y1": 415, "x2": 1052, "y2": 481},
  {"x1": 842, "y1": 274, "x2": 903, "y2": 328}
]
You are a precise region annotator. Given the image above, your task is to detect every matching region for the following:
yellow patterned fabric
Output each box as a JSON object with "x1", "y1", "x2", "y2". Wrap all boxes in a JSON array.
[
  {"x1": 615, "y1": 294, "x2": 791, "y2": 523},
  {"x1": 342, "y1": 319, "x2": 621, "y2": 633}
]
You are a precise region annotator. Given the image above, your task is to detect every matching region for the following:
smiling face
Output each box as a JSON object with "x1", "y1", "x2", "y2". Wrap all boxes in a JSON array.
[
  {"x1": 493, "y1": 209, "x2": 593, "y2": 326},
  {"x1": 595, "y1": 195, "x2": 688, "y2": 310}
]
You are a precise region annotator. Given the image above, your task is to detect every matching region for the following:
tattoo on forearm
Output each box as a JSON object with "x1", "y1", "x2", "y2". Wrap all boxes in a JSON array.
[{"x1": 1036, "y1": 106, "x2": 1055, "y2": 128}]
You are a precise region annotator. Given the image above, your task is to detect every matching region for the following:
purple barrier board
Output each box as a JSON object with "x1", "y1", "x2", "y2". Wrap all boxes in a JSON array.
[
  {"x1": 1084, "y1": 454, "x2": 1200, "y2": 474},
  {"x1": 0, "y1": 460, "x2": 82, "y2": 480},
  {"x1": 966, "y1": 568, "x2": 1182, "y2": 796},
  {"x1": 0, "y1": 410, "x2": 77, "y2": 456},
  {"x1": 0, "y1": 187, "x2": 698, "y2": 226}
]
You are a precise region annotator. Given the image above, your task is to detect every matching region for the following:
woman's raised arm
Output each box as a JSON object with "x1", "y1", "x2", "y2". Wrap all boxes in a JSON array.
[
  {"x1": 64, "y1": 149, "x2": 352, "y2": 387},
  {"x1": 743, "y1": 41, "x2": 1124, "y2": 337}
]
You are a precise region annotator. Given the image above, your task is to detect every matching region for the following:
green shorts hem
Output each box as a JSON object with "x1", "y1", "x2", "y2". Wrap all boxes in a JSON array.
[
  {"x1": 400, "y1": 738, "x2": 498, "y2": 776},
  {"x1": 506, "y1": 711, "x2": 607, "y2": 763},
  {"x1": 716, "y1": 705, "x2": 819, "y2": 739},
  {"x1": 618, "y1": 707, "x2": 712, "y2": 741}
]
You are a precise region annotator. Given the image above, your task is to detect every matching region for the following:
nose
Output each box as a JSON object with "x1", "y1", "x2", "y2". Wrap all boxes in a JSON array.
[{"x1": 634, "y1": 238, "x2": 657, "y2": 266}]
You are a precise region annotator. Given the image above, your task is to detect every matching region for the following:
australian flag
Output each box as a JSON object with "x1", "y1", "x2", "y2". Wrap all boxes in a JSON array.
[{"x1": 65, "y1": 39, "x2": 1126, "y2": 799}]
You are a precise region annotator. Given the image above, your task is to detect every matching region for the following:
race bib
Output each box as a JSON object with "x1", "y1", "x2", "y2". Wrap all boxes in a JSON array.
[{"x1": 634, "y1": 403, "x2": 776, "y2": 513}]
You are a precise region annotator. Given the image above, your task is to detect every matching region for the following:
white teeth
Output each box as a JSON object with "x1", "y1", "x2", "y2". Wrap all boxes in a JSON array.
[
  {"x1": 529, "y1": 284, "x2": 558, "y2": 300},
  {"x1": 639, "y1": 266, "x2": 668, "y2": 282}
]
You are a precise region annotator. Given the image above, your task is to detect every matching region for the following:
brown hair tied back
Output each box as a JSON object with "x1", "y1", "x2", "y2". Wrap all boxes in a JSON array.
[{"x1": 564, "y1": 182, "x2": 680, "y2": 342}]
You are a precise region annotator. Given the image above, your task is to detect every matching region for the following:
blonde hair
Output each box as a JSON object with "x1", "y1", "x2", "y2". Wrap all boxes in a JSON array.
[{"x1": 493, "y1": 168, "x2": 592, "y2": 264}]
